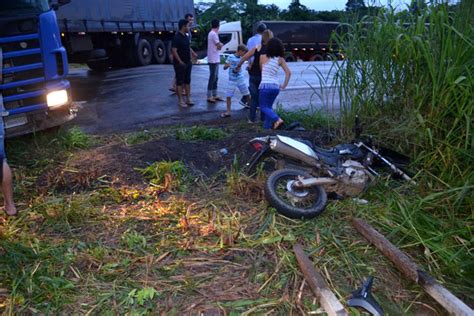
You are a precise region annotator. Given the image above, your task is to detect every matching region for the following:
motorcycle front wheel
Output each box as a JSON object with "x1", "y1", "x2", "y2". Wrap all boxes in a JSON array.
[{"x1": 264, "y1": 169, "x2": 327, "y2": 219}]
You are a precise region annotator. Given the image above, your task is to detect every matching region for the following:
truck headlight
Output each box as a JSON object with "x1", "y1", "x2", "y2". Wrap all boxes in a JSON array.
[{"x1": 47, "y1": 90, "x2": 69, "y2": 108}]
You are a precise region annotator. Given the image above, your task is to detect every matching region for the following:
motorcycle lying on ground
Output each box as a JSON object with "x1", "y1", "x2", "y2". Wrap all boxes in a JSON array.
[{"x1": 245, "y1": 117, "x2": 415, "y2": 219}]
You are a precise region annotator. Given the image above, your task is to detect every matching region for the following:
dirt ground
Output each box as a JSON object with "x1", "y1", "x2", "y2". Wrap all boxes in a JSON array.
[{"x1": 39, "y1": 124, "x2": 332, "y2": 192}]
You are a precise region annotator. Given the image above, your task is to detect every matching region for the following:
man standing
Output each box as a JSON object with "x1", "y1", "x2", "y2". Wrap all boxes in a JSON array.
[
  {"x1": 240, "y1": 23, "x2": 266, "y2": 108},
  {"x1": 169, "y1": 13, "x2": 197, "y2": 94},
  {"x1": 207, "y1": 19, "x2": 223, "y2": 103},
  {"x1": 172, "y1": 19, "x2": 194, "y2": 107},
  {"x1": 247, "y1": 23, "x2": 267, "y2": 60}
]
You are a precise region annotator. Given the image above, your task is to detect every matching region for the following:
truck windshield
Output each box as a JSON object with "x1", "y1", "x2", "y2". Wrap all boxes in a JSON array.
[{"x1": 0, "y1": 0, "x2": 50, "y2": 15}]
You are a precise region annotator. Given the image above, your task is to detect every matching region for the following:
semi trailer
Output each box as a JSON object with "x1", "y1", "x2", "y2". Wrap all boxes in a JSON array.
[
  {"x1": 1, "y1": 0, "x2": 75, "y2": 138},
  {"x1": 259, "y1": 21, "x2": 344, "y2": 62},
  {"x1": 56, "y1": 0, "x2": 196, "y2": 70}
]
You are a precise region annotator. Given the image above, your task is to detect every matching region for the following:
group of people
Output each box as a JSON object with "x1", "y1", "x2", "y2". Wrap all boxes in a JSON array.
[{"x1": 172, "y1": 17, "x2": 291, "y2": 130}]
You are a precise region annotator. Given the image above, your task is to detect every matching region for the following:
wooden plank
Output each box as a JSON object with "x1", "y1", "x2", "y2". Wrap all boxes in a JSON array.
[
  {"x1": 293, "y1": 243, "x2": 348, "y2": 316},
  {"x1": 352, "y1": 218, "x2": 474, "y2": 316}
]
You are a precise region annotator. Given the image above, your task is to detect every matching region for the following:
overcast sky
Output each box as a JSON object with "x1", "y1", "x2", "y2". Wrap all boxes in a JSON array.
[{"x1": 250, "y1": 0, "x2": 414, "y2": 11}]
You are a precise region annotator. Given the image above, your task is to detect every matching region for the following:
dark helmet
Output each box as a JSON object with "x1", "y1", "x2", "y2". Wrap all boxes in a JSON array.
[{"x1": 256, "y1": 23, "x2": 267, "y2": 33}]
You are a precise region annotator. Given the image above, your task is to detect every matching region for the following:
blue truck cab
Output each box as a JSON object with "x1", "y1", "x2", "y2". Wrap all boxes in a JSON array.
[{"x1": 0, "y1": 0, "x2": 75, "y2": 138}]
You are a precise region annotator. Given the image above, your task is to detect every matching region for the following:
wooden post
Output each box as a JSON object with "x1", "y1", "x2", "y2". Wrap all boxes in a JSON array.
[
  {"x1": 352, "y1": 218, "x2": 474, "y2": 316},
  {"x1": 293, "y1": 243, "x2": 348, "y2": 316}
]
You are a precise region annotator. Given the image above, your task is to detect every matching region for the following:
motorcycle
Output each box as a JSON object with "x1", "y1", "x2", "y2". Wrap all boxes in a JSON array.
[{"x1": 245, "y1": 117, "x2": 415, "y2": 219}]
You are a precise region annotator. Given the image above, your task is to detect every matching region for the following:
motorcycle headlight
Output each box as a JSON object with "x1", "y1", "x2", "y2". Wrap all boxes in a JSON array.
[{"x1": 47, "y1": 90, "x2": 69, "y2": 108}]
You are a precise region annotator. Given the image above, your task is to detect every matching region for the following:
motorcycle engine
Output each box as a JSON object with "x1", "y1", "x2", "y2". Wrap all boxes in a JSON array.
[{"x1": 330, "y1": 160, "x2": 369, "y2": 197}]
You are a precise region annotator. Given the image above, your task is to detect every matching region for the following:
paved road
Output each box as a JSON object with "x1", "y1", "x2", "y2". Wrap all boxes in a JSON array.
[{"x1": 68, "y1": 61, "x2": 342, "y2": 134}]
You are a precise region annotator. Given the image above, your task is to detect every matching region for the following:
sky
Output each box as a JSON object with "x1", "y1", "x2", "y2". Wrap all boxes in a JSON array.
[{"x1": 245, "y1": 0, "x2": 413, "y2": 11}]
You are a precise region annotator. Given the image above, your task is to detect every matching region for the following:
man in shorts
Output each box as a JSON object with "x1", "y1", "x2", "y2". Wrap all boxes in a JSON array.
[
  {"x1": 221, "y1": 45, "x2": 250, "y2": 118},
  {"x1": 172, "y1": 19, "x2": 194, "y2": 107}
]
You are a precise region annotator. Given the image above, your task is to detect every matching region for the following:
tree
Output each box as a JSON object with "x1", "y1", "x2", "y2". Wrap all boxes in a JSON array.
[
  {"x1": 280, "y1": 2, "x2": 317, "y2": 21},
  {"x1": 346, "y1": 0, "x2": 366, "y2": 11}
]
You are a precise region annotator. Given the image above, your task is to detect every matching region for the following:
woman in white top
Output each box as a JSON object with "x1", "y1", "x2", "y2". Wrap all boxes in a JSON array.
[{"x1": 258, "y1": 38, "x2": 291, "y2": 129}]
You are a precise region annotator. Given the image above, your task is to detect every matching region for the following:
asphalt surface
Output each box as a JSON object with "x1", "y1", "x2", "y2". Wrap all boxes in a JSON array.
[{"x1": 68, "y1": 61, "x2": 342, "y2": 134}]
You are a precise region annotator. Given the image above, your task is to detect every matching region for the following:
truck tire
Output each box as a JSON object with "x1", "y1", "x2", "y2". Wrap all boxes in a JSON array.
[
  {"x1": 135, "y1": 38, "x2": 152, "y2": 66},
  {"x1": 309, "y1": 54, "x2": 324, "y2": 62},
  {"x1": 285, "y1": 55, "x2": 295, "y2": 63},
  {"x1": 152, "y1": 39, "x2": 166, "y2": 64},
  {"x1": 165, "y1": 40, "x2": 173, "y2": 64}
]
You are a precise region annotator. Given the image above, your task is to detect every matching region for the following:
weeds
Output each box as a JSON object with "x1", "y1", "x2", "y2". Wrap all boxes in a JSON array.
[
  {"x1": 333, "y1": 1, "x2": 474, "y2": 298},
  {"x1": 176, "y1": 125, "x2": 228, "y2": 141},
  {"x1": 137, "y1": 161, "x2": 189, "y2": 191},
  {"x1": 276, "y1": 105, "x2": 337, "y2": 130}
]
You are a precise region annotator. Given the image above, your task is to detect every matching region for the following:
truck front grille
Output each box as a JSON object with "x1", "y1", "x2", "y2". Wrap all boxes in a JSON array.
[{"x1": 1, "y1": 33, "x2": 47, "y2": 115}]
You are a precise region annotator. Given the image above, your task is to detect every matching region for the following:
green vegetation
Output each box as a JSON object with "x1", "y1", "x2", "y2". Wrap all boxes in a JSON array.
[
  {"x1": 176, "y1": 125, "x2": 228, "y2": 141},
  {"x1": 1, "y1": 3, "x2": 473, "y2": 314},
  {"x1": 276, "y1": 105, "x2": 337, "y2": 130},
  {"x1": 138, "y1": 161, "x2": 189, "y2": 191},
  {"x1": 334, "y1": 1, "x2": 473, "y2": 289}
]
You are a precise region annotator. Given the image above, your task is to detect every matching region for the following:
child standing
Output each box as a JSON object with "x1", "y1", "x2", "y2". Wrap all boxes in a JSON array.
[
  {"x1": 258, "y1": 38, "x2": 291, "y2": 129},
  {"x1": 221, "y1": 45, "x2": 250, "y2": 118}
]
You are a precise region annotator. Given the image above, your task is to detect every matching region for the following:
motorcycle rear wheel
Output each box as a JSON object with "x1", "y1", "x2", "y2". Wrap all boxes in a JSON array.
[{"x1": 264, "y1": 169, "x2": 327, "y2": 219}]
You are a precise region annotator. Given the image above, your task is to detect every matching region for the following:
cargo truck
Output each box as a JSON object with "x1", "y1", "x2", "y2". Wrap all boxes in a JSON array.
[
  {"x1": 0, "y1": 0, "x2": 75, "y2": 138},
  {"x1": 56, "y1": 0, "x2": 196, "y2": 70},
  {"x1": 259, "y1": 21, "x2": 344, "y2": 62}
]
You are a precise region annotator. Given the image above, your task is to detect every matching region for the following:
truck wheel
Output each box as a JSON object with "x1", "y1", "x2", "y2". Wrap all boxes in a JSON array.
[
  {"x1": 152, "y1": 39, "x2": 166, "y2": 64},
  {"x1": 165, "y1": 40, "x2": 173, "y2": 64},
  {"x1": 309, "y1": 54, "x2": 324, "y2": 62},
  {"x1": 135, "y1": 38, "x2": 152, "y2": 66},
  {"x1": 285, "y1": 55, "x2": 295, "y2": 62}
]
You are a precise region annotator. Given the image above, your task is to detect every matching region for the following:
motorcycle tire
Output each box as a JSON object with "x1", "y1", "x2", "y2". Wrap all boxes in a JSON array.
[{"x1": 264, "y1": 169, "x2": 327, "y2": 219}]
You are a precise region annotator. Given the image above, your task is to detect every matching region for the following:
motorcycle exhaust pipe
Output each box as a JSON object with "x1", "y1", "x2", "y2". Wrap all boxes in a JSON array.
[{"x1": 269, "y1": 138, "x2": 319, "y2": 167}]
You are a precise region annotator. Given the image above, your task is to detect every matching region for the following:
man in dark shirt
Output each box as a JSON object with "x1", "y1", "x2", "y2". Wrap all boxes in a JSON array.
[{"x1": 172, "y1": 19, "x2": 193, "y2": 107}]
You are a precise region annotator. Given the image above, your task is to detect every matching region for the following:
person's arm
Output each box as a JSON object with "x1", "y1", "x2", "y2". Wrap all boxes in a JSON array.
[
  {"x1": 191, "y1": 47, "x2": 198, "y2": 59},
  {"x1": 279, "y1": 57, "x2": 292, "y2": 90},
  {"x1": 211, "y1": 32, "x2": 223, "y2": 50},
  {"x1": 235, "y1": 46, "x2": 259, "y2": 71},
  {"x1": 172, "y1": 38, "x2": 185, "y2": 65},
  {"x1": 172, "y1": 48, "x2": 184, "y2": 65}
]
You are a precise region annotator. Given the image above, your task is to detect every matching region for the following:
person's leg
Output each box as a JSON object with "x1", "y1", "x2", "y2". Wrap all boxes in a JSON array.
[
  {"x1": 184, "y1": 64, "x2": 193, "y2": 105},
  {"x1": 207, "y1": 64, "x2": 218, "y2": 101},
  {"x1": 213, "y1": 64, "x2": 219, "y2": 97},
  {"x1": 2, "y1": 161, "x2": 16, "y2": 216},
  {"x1": 248, "y1": 76, "x2": 262, "y2": 122},
  {"x1": 259, "y1": 88, "x2": 280, "y2": 129},
  {"x1": 222, "y1": 81, "x2": 235, "y2": 117},
  {"x1": 174, "y1": 65, "x2": 186, "y2": 106}
]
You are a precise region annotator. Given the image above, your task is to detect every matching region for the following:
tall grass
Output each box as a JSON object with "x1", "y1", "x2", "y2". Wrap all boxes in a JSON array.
[{"x1": 334, "y1": 2, "x2": 473, "y2": 288}]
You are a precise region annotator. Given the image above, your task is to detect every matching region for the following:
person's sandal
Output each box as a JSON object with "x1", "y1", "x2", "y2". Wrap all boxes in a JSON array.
[
  {"x1": 220, "y1": 112, "x2": 231, "y2": 118},
  {"x1": 273, "y1": 119, "x2": 284, "y2": 130},
  {"x1": 214, "y1": 96, "x2": 224, "y2": 102},
  {"x1": 179, "y1": 102, "x2": 188, "y2": 108},
  {"x1": 186, "y1": 100, "x2": 195, "y2": 106},
  {"x1": 207, "y1": 98, "x2": 216, "y2": 103}
]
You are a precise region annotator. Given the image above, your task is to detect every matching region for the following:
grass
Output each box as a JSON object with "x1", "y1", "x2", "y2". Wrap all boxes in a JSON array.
[
  {"x1": 331, "y1": 0, "x2": 474, "y2": 297},
  {"x1": 175, "y1": 126, "x2": 228, "y2": 141},
  {"x1": 276, "y1": 104, "x2": 337, "y2": 130},
  {"x1": 137, "y1": 161, "x2": 190, "y2": 191},
  {"x1": 1, "y1": 122, "x2": 470, "y2": 313},
  {"x1": 2, "y1": 4, "x2": 473, "y2": 312}
]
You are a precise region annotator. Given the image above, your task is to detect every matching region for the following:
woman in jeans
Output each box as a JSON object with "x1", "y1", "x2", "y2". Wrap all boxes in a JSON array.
[
  {"x1": 258, "y1": 38, "x2": 291, "y2": 129},
  {"x1": 236, "y1": 30, "x2": 274, "y2": 123}
]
